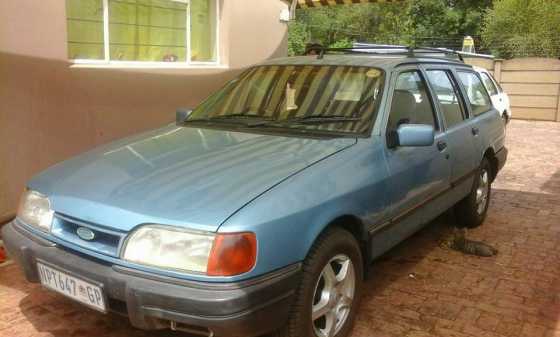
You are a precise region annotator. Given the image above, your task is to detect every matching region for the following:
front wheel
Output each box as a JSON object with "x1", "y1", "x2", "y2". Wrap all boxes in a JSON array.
[
  {"x1": 274, "y1": 228, "x2": 363, "y2": 337},
  {"x1": 454, "y1": 158, "x2": 492, "y2": 229}
]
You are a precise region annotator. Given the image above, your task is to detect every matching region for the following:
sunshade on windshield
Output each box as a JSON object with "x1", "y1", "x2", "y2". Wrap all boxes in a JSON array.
[{"x1": 189, "y1": 65, "x2": 385, "y2": 135}]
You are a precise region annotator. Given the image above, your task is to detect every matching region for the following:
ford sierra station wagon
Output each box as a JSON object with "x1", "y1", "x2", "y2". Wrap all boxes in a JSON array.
[{"x1": 3, "y1": 48, "x2": 507, "y2": 337}]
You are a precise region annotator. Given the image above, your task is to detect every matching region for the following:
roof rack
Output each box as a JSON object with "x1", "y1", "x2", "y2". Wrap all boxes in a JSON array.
[{"x1": 310, "y1": 45, "x2": 495, "y2": 62}]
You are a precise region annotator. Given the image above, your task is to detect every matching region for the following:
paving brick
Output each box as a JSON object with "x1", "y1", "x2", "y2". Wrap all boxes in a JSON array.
[
  {"x1": 521, "y1": 324, "x2": 548, "y2": 337},
  {"x1": 476, "y1": 312, "x2": 502, "y2": 332},
  {"x1": 496, "y1": 318, "x2": 524, "y2": 337}
]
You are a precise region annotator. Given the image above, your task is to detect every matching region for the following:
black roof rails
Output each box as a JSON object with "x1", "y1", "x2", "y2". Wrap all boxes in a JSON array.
[{"x1": 315, "y1": 45, "x2": 467, "y2": 62}]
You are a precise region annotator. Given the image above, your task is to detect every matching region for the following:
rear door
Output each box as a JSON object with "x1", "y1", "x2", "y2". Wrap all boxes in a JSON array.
[
  {"x1": 456, "y1": 70, "x2": 503, "y2": 159},
  {"x1": 423, "y1": 66, "x2": 478, "y2": 199}
]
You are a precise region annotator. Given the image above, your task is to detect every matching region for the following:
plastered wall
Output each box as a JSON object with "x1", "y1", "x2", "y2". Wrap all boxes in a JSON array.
[{"x1": 0, "y1": 0, "x2": 289, "y2": 220}]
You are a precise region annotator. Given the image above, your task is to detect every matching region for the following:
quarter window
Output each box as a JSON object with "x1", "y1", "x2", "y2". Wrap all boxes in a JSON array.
[
  {"x1": 481, "y1": 73, "x2": 499, "y2": 96},
  {"x1": 426, "y1": 70, "x2": 465, "y2": 128},
  {"x1": 457, "y1": 72, "x2": 493, "y2": 116},
  {"x1": 488, "y1": 72, "x2": 503, "y2": 92},
  {"x1": 66, "y1": 0, "x2": 218, "y2": 64},
  {"x1": 388, "y1": 71, "x2": 437, "y2": 131}
]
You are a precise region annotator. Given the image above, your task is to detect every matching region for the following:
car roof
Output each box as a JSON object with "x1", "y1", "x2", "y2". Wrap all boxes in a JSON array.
[{"x1": 259, "y1": 55, "x2": 473, "y2": 70}]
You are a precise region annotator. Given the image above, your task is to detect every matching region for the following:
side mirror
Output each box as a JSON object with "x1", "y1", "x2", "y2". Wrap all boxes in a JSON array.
[
  {"x1": 176, "y1": 108, "x2": 193, "y2": 125},
  {"x1": 388, "y1": 124, "x2": 435, "y2": 148}
]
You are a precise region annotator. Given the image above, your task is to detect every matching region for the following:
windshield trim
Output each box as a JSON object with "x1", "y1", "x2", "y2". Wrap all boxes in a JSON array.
[{"x1": 186, "y1": 64, "x2": 386, "y2": 138}]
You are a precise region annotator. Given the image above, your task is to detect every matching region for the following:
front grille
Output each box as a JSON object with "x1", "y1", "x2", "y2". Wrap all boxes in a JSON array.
[{"x1": 50, "y1": 213, "x2": 126, "y2": 257}]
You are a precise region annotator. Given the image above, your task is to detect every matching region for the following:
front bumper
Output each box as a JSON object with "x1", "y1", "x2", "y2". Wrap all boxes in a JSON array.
[{"x1": 2, "y1": 221, "x2": 300, "y2": 337}]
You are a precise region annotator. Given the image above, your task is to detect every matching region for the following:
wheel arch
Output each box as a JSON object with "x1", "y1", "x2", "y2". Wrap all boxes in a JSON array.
[
  {"x1": 306, "y1": 214, "x2": 371, "y2": 278},
  {"x1": 502, "y1": 110, "x2": 509, "y2": 122},
  {"x1": 483, "y1": 147, "x2": 499, "y2": 182}
]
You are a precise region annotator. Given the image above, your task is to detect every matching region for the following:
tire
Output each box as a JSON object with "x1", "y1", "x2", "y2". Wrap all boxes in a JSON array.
[
  {"x1": 273, "y1": 228, "x2": 363, "y2": 337},
  {"x1": 455, "y1": 158, "x2": 492, "y2": 229}
]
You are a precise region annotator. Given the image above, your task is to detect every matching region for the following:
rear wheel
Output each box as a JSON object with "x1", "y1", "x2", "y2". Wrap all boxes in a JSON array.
[
  {"x1": 274, "y1": 228, "x2": 363, "y2": 337},
  {"x1": 454, "y1": 158, "x2": 492, "y2": 229}
]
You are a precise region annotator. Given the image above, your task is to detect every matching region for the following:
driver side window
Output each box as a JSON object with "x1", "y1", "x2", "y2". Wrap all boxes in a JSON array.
[{"x1": 388, "y1": 71, "x2": 437, "y2": 131}]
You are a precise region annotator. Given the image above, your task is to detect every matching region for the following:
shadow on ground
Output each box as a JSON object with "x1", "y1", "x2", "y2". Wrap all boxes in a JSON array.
[{"x1": 541, "y1": 169, "x2": 560, "y2": 194}]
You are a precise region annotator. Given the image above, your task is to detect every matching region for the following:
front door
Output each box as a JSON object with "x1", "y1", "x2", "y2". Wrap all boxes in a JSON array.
[{"x1": 375, "y1": 68, "x2": 451, "y2": 253}]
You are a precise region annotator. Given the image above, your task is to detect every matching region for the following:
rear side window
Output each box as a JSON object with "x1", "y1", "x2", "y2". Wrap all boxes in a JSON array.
[
  {"x1": 488, "y1": 72, "x2": 503, "y2": 92},
  {"x1": 388, "y1": 71, "x2": 437, "y2": 131},
  {"x1": 457, "y1": 71, "x2": 493, "y2": 116},
  {"x1": 426, "y1": 70, "x2": 465, "y2": 128},
  {"x1": 481, "y1": 73, "x2": 499, "y2": 96}
]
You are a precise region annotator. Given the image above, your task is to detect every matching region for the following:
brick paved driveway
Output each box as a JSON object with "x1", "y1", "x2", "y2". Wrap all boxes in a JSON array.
[{"x1": 1, "y1": 120, "x2": 560, "y2": 337}]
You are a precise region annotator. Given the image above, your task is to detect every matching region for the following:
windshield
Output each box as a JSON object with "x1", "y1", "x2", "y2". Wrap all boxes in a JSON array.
[{"x1": 188, "y1": 65, "x2": 385, "y2": 136}]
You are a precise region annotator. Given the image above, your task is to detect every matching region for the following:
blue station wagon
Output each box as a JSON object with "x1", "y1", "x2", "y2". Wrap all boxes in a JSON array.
[{"x1": 3, "y1": 48, "x2": 507, "y2": 337}]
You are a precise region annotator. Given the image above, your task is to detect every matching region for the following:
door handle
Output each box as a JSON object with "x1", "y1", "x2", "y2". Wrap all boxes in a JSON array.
[
  {"x1": 472, "y1": 127, "x2": 480, "y2": 136},
  {"x1": 437, "y1": 141, "x2": 447, "y2": 152}
]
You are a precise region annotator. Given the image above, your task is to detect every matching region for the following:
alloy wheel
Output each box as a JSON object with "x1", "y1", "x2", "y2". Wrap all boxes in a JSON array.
[
  {"x1": 312, "y1": 254, "x2": 356, "y2": 337},
  {"x1": 476, "y1": 169, "x2": 490, "y2": 215}
]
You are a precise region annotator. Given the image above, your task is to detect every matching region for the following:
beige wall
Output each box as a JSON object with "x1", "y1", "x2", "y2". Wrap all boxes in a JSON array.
[
  {"x1": 465, "y1": 57, "x2": 560, "y2": 122},
  {"x1": 0, "y1": 0, "x2": 289, "y2": 220}
]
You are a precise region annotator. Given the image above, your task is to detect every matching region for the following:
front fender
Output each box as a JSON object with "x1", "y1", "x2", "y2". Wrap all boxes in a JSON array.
[{"x1": 219, "y1": 139, "x2": 390, "y2": 279}]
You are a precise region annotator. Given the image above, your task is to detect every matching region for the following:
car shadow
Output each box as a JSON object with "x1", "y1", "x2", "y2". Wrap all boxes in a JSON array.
[
  {"x1": 17, "y1": 293, "x2": 190, "y2": 337},
  {"x1": 541, "y1": 168, "x2": 560, "y2": 194}
]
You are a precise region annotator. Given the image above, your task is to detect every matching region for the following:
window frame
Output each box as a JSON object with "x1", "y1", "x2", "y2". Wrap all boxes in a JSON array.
[
  {"x1": 487, "y1": 72, "x2": 503, "y2": 92},
  {"x1": 384, "y1": 68, "x2": 441, "y2": 135},
  {"x1": 68, "y1": 0, "x2": 221, "y2": 67},
  {"x1": 424, "y1": 68, "x2": 468, "y2": 130},
  {"x1": 480, "y1": 72, "x2": 499, "y2": 96},
  {"x1": 456, "y1": 70, "x2": 494, "y2": 117}
]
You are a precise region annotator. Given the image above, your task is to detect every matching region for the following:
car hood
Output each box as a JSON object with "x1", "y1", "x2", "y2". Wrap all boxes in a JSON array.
[{"x1": 29, "y1": 125, "x2": 356, "y2": 233}]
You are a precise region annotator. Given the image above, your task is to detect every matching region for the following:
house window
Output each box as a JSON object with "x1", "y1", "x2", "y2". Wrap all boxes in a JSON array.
[{"x1": 66, "y1": 0, "x2": 218, "y2": 65}]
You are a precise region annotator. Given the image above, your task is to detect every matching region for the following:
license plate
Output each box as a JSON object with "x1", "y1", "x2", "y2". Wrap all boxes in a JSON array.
[{"x1": 37, "y1": 262, "x2": 106, "y2": 312}]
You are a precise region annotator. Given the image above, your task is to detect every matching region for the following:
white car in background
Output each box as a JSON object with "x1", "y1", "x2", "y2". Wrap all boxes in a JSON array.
[
  {"x1": 473, "y1": 66, "x2": 512, "y2": 123},
  {"x1": 350, "y1": 43, "x2": 512, "y2": 123}
]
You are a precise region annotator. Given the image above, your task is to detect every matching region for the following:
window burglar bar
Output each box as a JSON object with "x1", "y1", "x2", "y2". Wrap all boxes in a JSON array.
[
  {"x1": 67, "y1": 17, "x2": 187, "y2": 31},
  {"x1": 66, "y1": 0, "x2": 219, "y2": 65}
]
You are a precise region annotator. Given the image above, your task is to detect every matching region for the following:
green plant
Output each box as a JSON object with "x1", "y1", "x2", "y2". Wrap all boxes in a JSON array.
[
  {"x1": 288, "y1": 21, "x2": 310, "y2": 56},
  {"x1": 289, "y1": 1, "x2": 494, "y2": 54},
  {"x1": 482, "y1": 0, "x2": 560, "y2": 58},
  {"x1": 328, "y1": 38, "x2": 353, "y2": 49}
]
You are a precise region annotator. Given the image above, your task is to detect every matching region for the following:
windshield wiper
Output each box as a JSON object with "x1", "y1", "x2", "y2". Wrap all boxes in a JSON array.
[
  {"x1": 280, "y1": 115, "x2": 361, "y2": 125},
  {"x1": 209, "y1": 113, "x2": 274, "y2": 120},
  {"x1": 185, "y1": 112, "x2": 274, "y2": 125}
]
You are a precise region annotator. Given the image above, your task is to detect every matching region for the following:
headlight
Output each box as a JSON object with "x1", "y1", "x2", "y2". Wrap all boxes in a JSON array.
[
  {"x1": 122, "y1": 225, "x2": 216, "y2": 273},
  {"x1": 122, "y1": 225, "x2": 257, "y2": 276},
  {"x1": 17, "y1": 190, "x2": 54, "y2": 232}
]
